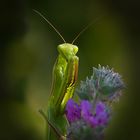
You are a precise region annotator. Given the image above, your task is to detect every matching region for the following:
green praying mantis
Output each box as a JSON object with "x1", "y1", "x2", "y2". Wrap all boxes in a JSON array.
[
  {"x1": 33, "y1": 10, "x2": 98, "y2": 140},
  {"x1": 39, "y1": 42, "x2": 79, "y2": 140}
]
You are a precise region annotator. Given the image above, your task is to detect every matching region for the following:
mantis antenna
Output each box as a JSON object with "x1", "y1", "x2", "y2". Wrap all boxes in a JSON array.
[
  {"x1": 71, "y1": 16, "x2": 102, "y2": 44},
  {"x1": 33, "y1": 9, "x2": 66, "y2": 43}
]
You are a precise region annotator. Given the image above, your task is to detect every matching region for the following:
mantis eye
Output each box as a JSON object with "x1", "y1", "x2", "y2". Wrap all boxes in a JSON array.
[{"x1": 73, "y1": 45, "x2": 78, "y2": 54}]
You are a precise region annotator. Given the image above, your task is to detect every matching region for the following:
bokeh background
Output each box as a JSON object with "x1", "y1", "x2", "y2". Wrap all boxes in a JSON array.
[{"x1": 0, "y1": 0, "x2": 140, "y2": 140}]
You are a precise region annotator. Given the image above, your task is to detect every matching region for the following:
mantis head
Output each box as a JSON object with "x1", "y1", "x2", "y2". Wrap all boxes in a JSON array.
[{"x1": 57, "y1": 43, "x2": 78, "y2": 61}]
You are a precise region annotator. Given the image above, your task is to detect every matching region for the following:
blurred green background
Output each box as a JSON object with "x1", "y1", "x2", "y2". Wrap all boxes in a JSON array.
[{"x1": 0, "y1": 0, "x2": 140, "y2": 140}]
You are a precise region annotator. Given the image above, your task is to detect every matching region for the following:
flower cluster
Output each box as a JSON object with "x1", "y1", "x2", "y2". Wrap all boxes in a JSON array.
[
  {"x1": 65, "y1": 65, "x2": 125, "y2": 140},
  {"x1": 66, "y1": 99, "x2": 110, "y2": 140},
  {"x1": 77, "y1": 65, "x2": 125, "y2": 102},
  {"x1": 66, "y1": 99, "x2": 110, "y2": 127}
]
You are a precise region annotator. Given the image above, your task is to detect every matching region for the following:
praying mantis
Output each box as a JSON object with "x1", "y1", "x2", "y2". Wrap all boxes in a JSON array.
[
  {"x1": 33, "y1": 10, "x2": 79, "y2": 140},
  {"x1": 33, "y1": 10, "x2": 99, "y2": 140},
  {"x1": 39, "y1": 43, "x2": 79, "y2": 140}
]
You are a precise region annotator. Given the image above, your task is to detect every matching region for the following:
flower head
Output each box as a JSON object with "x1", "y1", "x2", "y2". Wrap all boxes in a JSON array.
[
  {"x1": 66, "y1": 99, "x2": 111, "y2": 140},
  {"x1": 76, "y1": 65, "x2": 125, "y2": 102},
  {"x1": 66, "y1": 99, "x2": 110, "y2": 128},
  {"x1": 93, "y1": 65, "x2": 125, "y2": 97}
]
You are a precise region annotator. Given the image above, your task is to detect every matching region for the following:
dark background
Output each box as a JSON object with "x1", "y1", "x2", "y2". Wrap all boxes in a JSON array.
[{"x1": 0, "y1": 0, "x2": 140, "y2": 140}]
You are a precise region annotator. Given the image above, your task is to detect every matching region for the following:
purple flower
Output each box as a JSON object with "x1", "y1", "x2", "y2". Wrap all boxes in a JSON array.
[
  {"x1": 81, "y1": 100, "x2": 110, "y2": 128},
  {"x1": 81, "y1": 100, "x2": 93, "y2": 121},
  {"x1": 65, "y1": 99, "x2": 81, "y2": 123},
  {"x1": 66, "y1": 99, "x2": 110, "y2": 128},
  {"x1": 92, "y1": 102, "x2": 110, "y2": 127}
]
